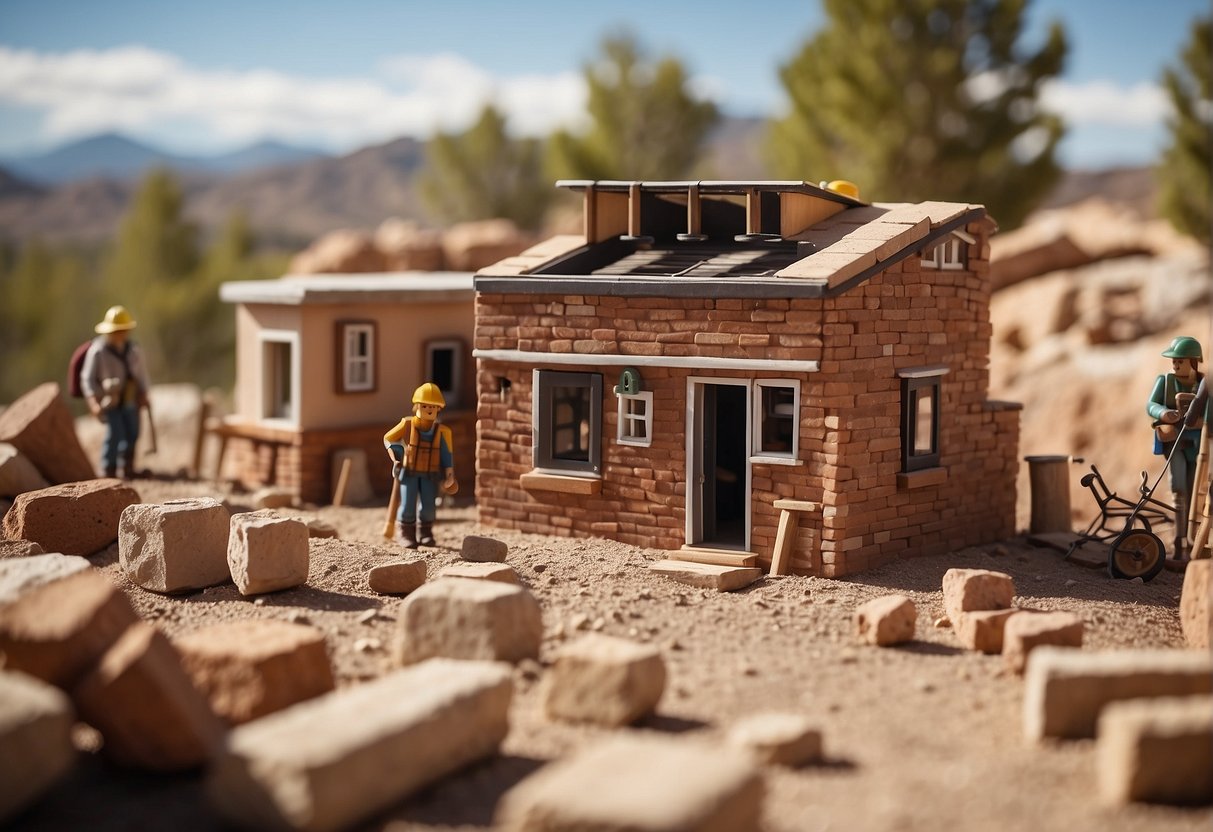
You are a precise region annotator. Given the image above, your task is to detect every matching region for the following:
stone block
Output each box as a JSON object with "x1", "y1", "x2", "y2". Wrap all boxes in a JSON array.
[
  {"x1": 208, "y1": 659, "x2": 512, "y2": 832},
  {"x1": 1004, "y1": 611, "x2": 1083, "y2": 674},
  {"x1": 496, "y1": 734, "x2": 764, "y2": 832},
  {"x1": 1097, "y1": 696, "x2": 1213, "y2": 805},
  {"x1": 0, "y1": 671, "x2": 76, "y2": 824},
  {"x1": 0, "y1": 442, "x2": 49, "y2": 497},
  {"x1": 1180, "y1": 559, "x2": 1211, "y2": 649},
  {"x1": 367, "y1": 559, "x2": 427, "y2": 595},
  {"x1": 648, "y1": 559, "x2": 762, "y2": 592},
  {"x1": 119, "y1": 498, "x2": 231, "y2": 594},
  {"x1": 543, "y1": 634, "x2": 665, "y2": 726},
  {"x1": 175, "y1": 620, "x2": 335, "y2": 725},
  {"x1": 330, "y1": 448, "x2": 373, "y2": 506},
  {"x1": 956, "y1": 608, "x2": 1020, "y2": 654},
  {"x1": 227, "y1": 511, "x2": 309, "y2": 596},
  {"x1": 854, "y1": 594, "x2": 916, "y2": 646},
  {"x1": 0, "y1": 540, "x2": 45, "y2": 558},
  {"x1": 942, "y1": 568, "x2": 1015, "y2": 623},
  {"x1": 396, "y1": 578, "x2": 541, "y2": 665},
  {"x1": 72, "y1": 622, "x2": 225, "y2": 771},
  {"x1": 305, "y1": 518, "x2": 339, "y2": 539},
  {"x1": 2, "y1": 479, "x2": 140, "y2": 557},
  {"x1": 727, "y1": 713, "x2": 823, "y2": 767},
  {"x1": 439, "y1": 562, "x2": 521, "y2": 584},
  {"x1": 252, "y1": 487, "x2": 295, "y2": 509},
  {"x1": 0, "y1": 382, "x2": 94, "y2": 484},
  {"x1": 1024, "y1": 647, "x2": 1213, "y2": 741},
  {"x1": 461, "y1": 534, "x2": 509, "y2": 562},
  {"x1": 0, "y1": 554, "x2": 138, "y2": 687}
]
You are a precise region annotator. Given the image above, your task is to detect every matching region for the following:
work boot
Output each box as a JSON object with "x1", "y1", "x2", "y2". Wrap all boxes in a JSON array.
[
  {"x1": 397, "y1": 521, "x2": 418, "y2": 549},
  {"x1": 1173, "y1": 493, "x2": 1189, "y2": 560},
  {"x1": 418, "y1": 522, "x2": 436, "y2": 547},
  {"x1": 103, "y1": 466, "x2": 118, "y2": 479},
  {"x1": 122, "y1": 452, "x2": 138, "y2": 480}
]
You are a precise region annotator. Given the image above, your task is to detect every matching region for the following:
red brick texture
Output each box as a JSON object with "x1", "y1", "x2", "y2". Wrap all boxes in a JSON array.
[{"x1": 475, "y1": 220, "x2": 1019, "y2": 577}]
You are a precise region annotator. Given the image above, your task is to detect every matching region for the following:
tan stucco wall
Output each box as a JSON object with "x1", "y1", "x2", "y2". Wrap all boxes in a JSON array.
[{"x1": 234, "y1": 304, "x2": 302, "y2": 424}]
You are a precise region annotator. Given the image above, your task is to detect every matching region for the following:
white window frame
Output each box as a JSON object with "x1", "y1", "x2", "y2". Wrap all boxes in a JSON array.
[
  {"x1": 922, "y1": 234, "x2": 965, "y2": 270},
  {"x1": 425, "y1": 338, "x2": 464, "y2": 408},
  {"x1": 616, "y1": 391, "x2": 654, "y2": 447},
  {"x1": 751, "y1": 379, "x2": 800, "y2": 464},
  {"x1": 341, "y1": 322, "x2": 375, "y2": 393},
  {"x1": 258, "y1": 329, "x2": 300, "y2": 427}
]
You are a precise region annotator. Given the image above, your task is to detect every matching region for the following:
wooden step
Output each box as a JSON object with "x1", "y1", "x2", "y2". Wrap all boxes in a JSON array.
[{"x1": 673, "y1": 546, "x2": 759, "y2": 568}]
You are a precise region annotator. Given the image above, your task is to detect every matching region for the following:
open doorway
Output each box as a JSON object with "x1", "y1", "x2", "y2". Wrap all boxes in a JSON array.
[{"x1": 689, "y1": 380, "x2": 749, "y2": 549}]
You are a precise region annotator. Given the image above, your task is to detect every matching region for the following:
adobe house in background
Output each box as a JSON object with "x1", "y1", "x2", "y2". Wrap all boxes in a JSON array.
[
  {"x1": 218, "y1": 272, "x2": 476, "y2": 504},
  {"x1": 473, "y1": 180, "x2": 1020, "y2": 577}
]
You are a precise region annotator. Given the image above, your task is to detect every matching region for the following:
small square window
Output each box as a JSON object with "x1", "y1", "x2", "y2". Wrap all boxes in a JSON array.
[
  {"x1": 921, "y1": 236, "x2": 965, "y2": 270},
  {"x1": 753, "y1": 380, "x2": 798, "y2": 460},
  {"x1": 617, "y1": 392, "x2": 653, "y2": 447},
  {"x1": 336, "y1": 321, "x2": 376, "y2": 394},
  {"x1": 901, "y1": 376, "x2": 941, "y2": 471},
  {"x1": 535, "y1": 370, "x2": 602, "y2": 475},
  {"x1": 424, "y1": 339, "x2": 464, "y2": 408}
]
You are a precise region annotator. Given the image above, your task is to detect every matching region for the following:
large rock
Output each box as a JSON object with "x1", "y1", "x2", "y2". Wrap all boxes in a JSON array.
[
  {"x1": 367, "y1": 559, "x2": 427, "y2": 595},
  {"x1": 460, "y1": 535, "x2": 509, "y2": 563},
  {"x1": 727, "y1": 713, "x2": 823, "y2": 768},
  {"x1": 374, "y1": 218, "x2": 445, "y2": 271},
  {"x1": 0, "y1": 671, "x2": 76, "y2": 824},
  {"x1": 497, "y1": 734, "x2": 764, "y2": 832},
  {"x1": 648, "y1": 560, "x2": 762, "y2": 592},
  {"x1": 1003, "y1": 611, "x2": 1083, "y2": 674},
  {"x1": 0, "y1": 442, "x2": 49, "y2": 497},
  {"x1": 0, "y1": 382, "x2": 94, "y2": 484},
  {"x1": 119, "y1": 498, "x2": 231, "y2": 594},
  {"x1": 2, "y1": 479, "x2": 140, "y2": 557},
  {"x1": 1024, "y1": 647, "x2": 1213, "y2": 741},
  {"x1": 175, "y1": 620, "x2": 335, "y2": 725},
  {"x1": 544, "y1": 634, "x2": 666, "y2": 727},
  {"x1": 942, "y1": 568, "x2": 1015, "y2": 624},
  {"x1": 288, "y1": 228, "x2": 387, "y2": 274},
  {"x1": 227, "y1": 511, "x2": 309, "y2": 596},
  {"x1": 955, "y1": 608, "x2": 1021, "y2": 654},
  {"x1": 442, "y1": 219, "x2": 532, "y2": 272},
  {"x1": 853, "y1": 595, "x2": 916, "y2": 646},
  {"x1": 1180, "y1": 559, "x2": 1211, "y2": 649},
  {"x1": 0, "y1": 554, "x2": 138, "y2": 687},
  {"x1": 208, "y1": 659, "x2": 513, "y2": 832},
  {"x1": 72, "y1": 622, "x2": 226, "y2": 771},
  {"x1": 1097, "y1": 695, "x2": 1213, "y2": 806},
  {"x1": 396, "y1": 578, "x2": 542, "y2": 665}
]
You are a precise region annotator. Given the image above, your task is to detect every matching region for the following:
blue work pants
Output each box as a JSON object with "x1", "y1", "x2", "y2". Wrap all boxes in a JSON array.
[
  {"x1": 102, "y1": 404, "x2": 140, "y2": 472},
  {"x1": 397, "y1": 475, "x2": 437, "y2": 524}
]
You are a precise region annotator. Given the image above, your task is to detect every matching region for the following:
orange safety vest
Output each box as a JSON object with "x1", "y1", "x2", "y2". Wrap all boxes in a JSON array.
[{"x1": 386, "y1": 418, "x2": 452, "y2": 477}]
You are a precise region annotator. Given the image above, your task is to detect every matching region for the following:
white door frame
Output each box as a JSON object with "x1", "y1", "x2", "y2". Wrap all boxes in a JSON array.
[{"x1": 685, "y1": 376, "x2": 751, "y2": 551}]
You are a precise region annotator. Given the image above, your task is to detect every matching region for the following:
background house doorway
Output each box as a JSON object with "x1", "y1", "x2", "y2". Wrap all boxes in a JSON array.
[{"x1": 689, "y1": 380, "x2": 749, "y2": 550}]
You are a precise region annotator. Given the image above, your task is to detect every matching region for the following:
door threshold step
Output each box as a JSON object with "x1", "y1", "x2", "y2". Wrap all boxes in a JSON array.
[{"x1": 674, "y1": 546, "x2": 759, "y2": 568}]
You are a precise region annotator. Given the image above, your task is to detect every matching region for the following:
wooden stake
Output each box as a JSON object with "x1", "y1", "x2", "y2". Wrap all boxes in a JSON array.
[{"x1": 332, "y1": 457, "x2": 352, "y2": 507}]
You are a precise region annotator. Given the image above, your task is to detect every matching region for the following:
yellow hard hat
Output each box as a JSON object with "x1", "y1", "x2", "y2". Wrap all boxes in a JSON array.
[
  {"x1": 95, "y1": 305, "x2": 137, "y2": 334},
  {"x1": 412, "y1": 382, "x2": 446, "y2": 408},
  {"x1": 824, "y1": 180, "x2": 860, "y2": 199}
]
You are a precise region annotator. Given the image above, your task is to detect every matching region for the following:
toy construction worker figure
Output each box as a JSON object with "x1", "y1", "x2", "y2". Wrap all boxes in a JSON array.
[
  {"x1": 82, "y1": 305, "x2": 151, "y2": 479},
  {"x1": 1147, "y1": 336, "x2": 1207, "y2": 558},
  {"x1": 384, "y1": 382, "x2": 456, "y2": 548}
]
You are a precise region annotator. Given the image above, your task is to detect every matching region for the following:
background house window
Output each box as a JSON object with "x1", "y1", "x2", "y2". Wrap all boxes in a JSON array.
[
  {"x1": 260, "y1": 333, "x2": 298, "y2": 422},
  {"x1": 617, "y1": 392, "x2": 653, "y2": 447},
  {"x1": 338, "y1": 321, "x2": 376, "y2": 393},
  {"x1": 921, "y1": 236, "x2": 965, "y2": 270},
  {"x1": 425, "y1": 338, "x2": 464, "y2": 408},
  {"x1": 535, "y1": 370, "x2": 602, "y2": 474},
  {"x1": 901, "y1": 376, "x2": 941, "y2": 471},
  {"x1": 753, "y1": 380, "x2": 798, "y2": 459}
]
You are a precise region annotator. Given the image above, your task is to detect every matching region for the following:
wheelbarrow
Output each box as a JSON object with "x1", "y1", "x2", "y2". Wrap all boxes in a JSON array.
[{"x1": 1066, "y1": 463, "x2": 1173, "y2": 581}]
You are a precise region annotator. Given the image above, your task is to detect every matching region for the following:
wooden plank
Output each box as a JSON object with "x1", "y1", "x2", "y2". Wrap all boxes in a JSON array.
[
  {"x1": 780, "y1": 194, "x2": 846, "y2": 238},
  {"x1": 769, "y1": 510, "x2": 798, "y2": 577},
  {"x1": 773, "y1": 499, "x2": 817, "y2": 512},
  {"x1": 520, "y1": 471, "x2": 602, "y2": 495},
  {"x1": 592, "y1": 191, "x2": 628, "y2": 242},
  {"x1": 675, "y1": 547, "x2": 759, "y2": 568}
]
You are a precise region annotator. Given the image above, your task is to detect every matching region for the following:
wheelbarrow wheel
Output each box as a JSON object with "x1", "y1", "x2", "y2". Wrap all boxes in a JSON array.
[{"x1": 1107, "y1": 528, "x2": 1166, "y2": 581}]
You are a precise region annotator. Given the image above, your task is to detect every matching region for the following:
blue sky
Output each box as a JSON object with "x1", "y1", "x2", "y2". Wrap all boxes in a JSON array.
[{"x1": 0, "y1": 0, "x2": 1207, "y2": 169}]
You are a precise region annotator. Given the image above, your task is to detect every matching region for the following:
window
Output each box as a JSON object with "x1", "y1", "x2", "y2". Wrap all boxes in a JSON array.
[
  {"x1": 900, "y1": 375, "x2": 942, "y2": 471},
  {"x1": 260, "y1": 332, "x2": 298, "y2": 422},
  {"x1": 535, "y1": 370, "x2": 602, "y2": 475},
  {"x1": 753, "y1": 380, "x2": 799, "y2": 461},
  {"x1": 337, "y1": 321, "x2": 375, "y2": 393},
  {"x1": 425, "y1": 339, "x2": 464, "y2": 408},
  {"x1": 617, "y1": 392, "x2": 653, "y2": 447},
  {"x1": 921, "y1": 235, "x2": 965, "y2": 270}
]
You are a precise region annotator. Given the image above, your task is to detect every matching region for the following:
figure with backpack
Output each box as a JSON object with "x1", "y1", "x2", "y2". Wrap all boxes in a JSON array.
[
  {"x1": 79, "y1": 305, "x2": 151, "y2": 479},
  {"x1": 383, "y1": 382, "x2": 457, "y2": 548}
]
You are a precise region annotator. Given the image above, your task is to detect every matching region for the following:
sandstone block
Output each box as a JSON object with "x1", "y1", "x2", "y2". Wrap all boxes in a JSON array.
[
  {"x1": 956, "y1": 608, "x2": 1020, "y2": 654},
  {"x1": 227, "y1": 511, "x2": 309, "y2": 596},
  {"x1": 252, "y1": 487, "x2": 295, "y2": 509},
  {"x1": 72, "y1": 622, "x2": 225, "y2": 770},
  {"x1": 0, "y1": 671, "x2": 75, "y2": 824},
  {"x1": 330, "y1": 448, "x2": 373, "y2": 506},
  {"x1": 1097, "y1": 696, "x2": 1213, "y2": 805},
  {"x1": 1004, "y1": 611, "x2": 1083, "y2": 674},
  {"x1": 461, "y1": 534, "x2": 509, "y2": 562},
  {"x1": 648, "y1": 559, "x2": 763, "y2": 592},
  {"x1": 496, "y1": 734, "x2": 764, "y2": 832},
  {"x1": 1180, "y1": 559, "x2": 1211, "y2": 649},
  {"x1": 942, "y1": 568, "x2": 1015, "y2": 623},
  {"x1": 2, "y1": 479, "x2": 140, "y2": 557},
  {"x1": 727, "y1": 713, "x2": 823, "y2": 767},
  {"x1": 119, "y1": 498, "x2": 231, "y2": 594},
  {"x1": 439, "y1": 562, "x2": 521, "y2": 584},
  {"x1": 0, "y1": 442, "x2": 49, "y2": 497},
  {"x1": 367, "y1": 559, "x2": 427, "y2": 595},
  {"x1": 0, "y1": 554, "x2": 138, "y2": 687},
  {"x1": 0, "y1": 540, "x2": 45, "y2": 558},
  {"x1": 544, "y1": 634, "x2": 665, "y2": 726},
  {"x1": 175, "y1": 620, "x2": 335, "y2": 725},
  {"x1": 1024, "y1": 647, "x2": 1213, "y2": 741},
  {"x1": 208, "y1": 659, "x2": 513, "y2": 832},
  {"x1": 0, "y1": 382, "x2": 94, "y2": 484},
  {"x1": 396, "y1": 578, "x2": 541, "y2": 665},
  {"x1": 854, "y1": 594, "x2": 916, "y2": 646},
  {"x1": 305, "y1": 518, "x2": 339, "y2": 539}
]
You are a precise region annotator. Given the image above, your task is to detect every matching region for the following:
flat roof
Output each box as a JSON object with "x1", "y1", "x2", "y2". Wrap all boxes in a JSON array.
[{"x1": 219, "y1": 272, "x2": 475, "y2": 306}]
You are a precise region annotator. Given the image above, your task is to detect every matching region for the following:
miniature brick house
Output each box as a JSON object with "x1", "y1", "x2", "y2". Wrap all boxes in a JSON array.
[
  {"x1": 218, "y1": 272, "x2": 476, "y2": 504},
  {"x1": 473, "y1": 181, "x2": 1020, "y2": 577}
]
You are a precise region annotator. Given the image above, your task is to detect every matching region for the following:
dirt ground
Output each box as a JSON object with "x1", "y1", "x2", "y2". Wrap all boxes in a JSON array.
[{"x1": 8, "y1": 474, "x2": 1211, "y2": 832}]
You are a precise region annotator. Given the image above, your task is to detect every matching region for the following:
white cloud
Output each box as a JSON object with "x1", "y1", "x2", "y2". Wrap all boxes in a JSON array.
[
  {"x1": 1040, "y1": 79, "x2": 1170, "y2": 129},
  {"x1": 0, "y1": 45, "x2": 589, "y2": 151}
]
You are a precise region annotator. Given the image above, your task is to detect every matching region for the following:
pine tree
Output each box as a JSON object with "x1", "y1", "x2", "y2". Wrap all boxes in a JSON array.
[
  {"x1": 768, "y1": 0, "x2": 1067, "y2": 229},
  {"x1": 420, "y1": 104, "x2": 552, "y2": 231},
  {"x1": 548, "y1": 33, "x2": 719, "y2": 181},
  {"x1": 1157, "y1": 15, "x2": 1211, "y2": 244}
]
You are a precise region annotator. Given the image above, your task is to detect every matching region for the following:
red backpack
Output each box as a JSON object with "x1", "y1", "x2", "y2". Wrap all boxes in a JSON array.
[{"x1": 67, "y1": 340, "x2": 92, "y2": 398}]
